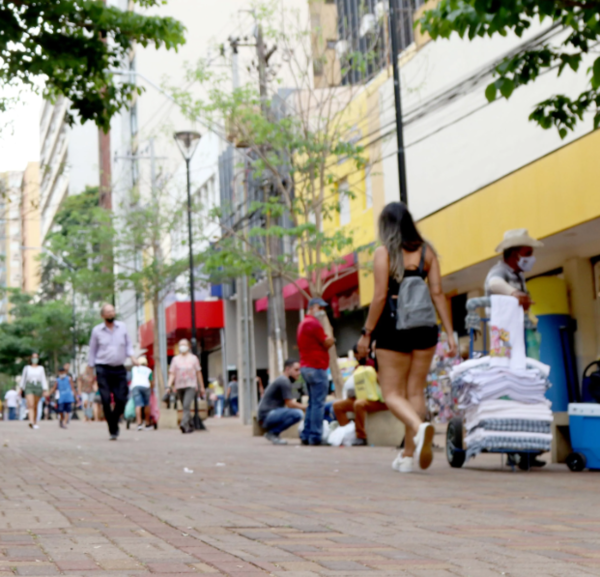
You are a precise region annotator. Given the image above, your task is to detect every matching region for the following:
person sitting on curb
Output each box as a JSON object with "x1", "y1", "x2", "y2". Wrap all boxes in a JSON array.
[
  {"x1": 333, "y1": 346, "x2": 387, "y2": 446},
  {"x1": 258, "y1": 359, "x2": 306, "y2": 445}
]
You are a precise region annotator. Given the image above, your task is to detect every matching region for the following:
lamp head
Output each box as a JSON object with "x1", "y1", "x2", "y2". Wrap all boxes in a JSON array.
[{"x1": 174, "y1": 130, "x2": 201, "y2": 160}]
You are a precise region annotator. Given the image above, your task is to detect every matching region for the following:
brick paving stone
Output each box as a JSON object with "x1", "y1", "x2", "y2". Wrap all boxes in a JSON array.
[{"x1": 0, "y1": 420, "x2": 600, "y2": 577}]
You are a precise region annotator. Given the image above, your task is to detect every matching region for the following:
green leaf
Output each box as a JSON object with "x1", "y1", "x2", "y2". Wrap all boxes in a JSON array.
[
  {"x1": 485, "y1": 82, "x2": 498, "y2": 102},
  {"x1": 499, "y1": 78, "x2": 515, "y2": 99}
]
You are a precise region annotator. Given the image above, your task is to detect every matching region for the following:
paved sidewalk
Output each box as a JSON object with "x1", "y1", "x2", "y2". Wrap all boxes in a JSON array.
[{"x1": 0, "y1": 418, "x2": 599, "y2": 577}]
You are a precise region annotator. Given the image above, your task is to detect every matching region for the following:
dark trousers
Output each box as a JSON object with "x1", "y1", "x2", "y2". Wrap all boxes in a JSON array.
[{"x1": 95, "y1": 364, "x2": 128, "y2": 435}]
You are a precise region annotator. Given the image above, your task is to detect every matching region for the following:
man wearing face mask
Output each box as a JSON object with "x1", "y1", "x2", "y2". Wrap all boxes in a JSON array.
[
  {"x1": 485, "y1": 229, "x2": 544, "y2": 309},
  {"x1": 87, "y1": 303, "x2": 137, "y2": 440}
]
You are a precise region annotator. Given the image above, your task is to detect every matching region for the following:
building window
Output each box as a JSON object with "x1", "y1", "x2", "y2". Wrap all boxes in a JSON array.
[{"x1": 339, "y1": 180, "x2": 351, "y2": 226}]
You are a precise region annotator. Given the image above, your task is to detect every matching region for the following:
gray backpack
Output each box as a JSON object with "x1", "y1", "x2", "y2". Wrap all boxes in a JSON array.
[{"x1": 396, "y1": 245, "x2": 437, "y2": 330}]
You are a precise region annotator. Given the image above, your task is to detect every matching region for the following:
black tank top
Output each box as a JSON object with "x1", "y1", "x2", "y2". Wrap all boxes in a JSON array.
[{"x1": 388, "y1": 244, "x2": 428, "y2": 294}]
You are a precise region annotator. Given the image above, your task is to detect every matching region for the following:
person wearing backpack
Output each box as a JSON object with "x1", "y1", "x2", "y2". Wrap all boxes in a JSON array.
[{"x1": 357, "y1": 202, "x2": 456, "y2": 473}]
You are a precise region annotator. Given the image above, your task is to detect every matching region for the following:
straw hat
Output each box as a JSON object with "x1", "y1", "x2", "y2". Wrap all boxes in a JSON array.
[{"x1": 495, "y1": 229, "x2": 544, "y2": 253}]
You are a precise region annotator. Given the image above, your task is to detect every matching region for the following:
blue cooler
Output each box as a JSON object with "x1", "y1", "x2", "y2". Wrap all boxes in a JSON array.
[{"x1": 567, "y1": 403, "x2": 600, "y2": 471}]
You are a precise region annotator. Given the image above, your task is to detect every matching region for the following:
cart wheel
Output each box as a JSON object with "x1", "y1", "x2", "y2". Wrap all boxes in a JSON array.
[
  {"x1": 446, "y1": 417, "x2": 466, "y2": 468},
  {"x1": 517, "y1": 453, "x2": 532, "y2": 471},
  {"x1": 566, "y1": 452, "x2": 586, "y2": 472}
]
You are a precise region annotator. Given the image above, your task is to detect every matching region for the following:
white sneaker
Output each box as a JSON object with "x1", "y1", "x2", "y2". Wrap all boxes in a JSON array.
[
  {"x1": 33, "y1": 424, "x2": 39, "y2": 430},
  {"x1": 137, "y1": 425, "x2": 143, "y2": 431},
  {"x1": 392, "y1": 450, "x2": 414, "y2": 473},
  {"x1": 413, "y1": 422, "x2": 435, "y2": 470}
]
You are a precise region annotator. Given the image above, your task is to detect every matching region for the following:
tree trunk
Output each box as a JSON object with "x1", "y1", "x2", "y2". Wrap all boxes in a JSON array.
[
  {"x1": 152, "y1": 296, "x2": 166, "y2": 397},
  {"x1": 318, "y1": 312, "x2": 344, "y2": 398}
]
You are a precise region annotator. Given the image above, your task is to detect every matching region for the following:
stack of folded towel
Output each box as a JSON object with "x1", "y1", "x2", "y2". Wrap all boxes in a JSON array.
[{"x1": 451, "y1": 295, "x2": 553, "y2": 460}]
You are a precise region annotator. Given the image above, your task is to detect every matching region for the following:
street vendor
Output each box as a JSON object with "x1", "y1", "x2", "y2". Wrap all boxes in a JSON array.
[{"x1": 484, "y1": 229, "x2": 543, "y2": 309}]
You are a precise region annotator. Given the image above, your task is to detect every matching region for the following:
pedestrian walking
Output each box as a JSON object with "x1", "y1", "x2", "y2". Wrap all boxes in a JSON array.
[
  {"x1": 79, "y1": 373, "x2": 95, "y2": 422},
  {"x1": 258, "y1": 359, "x2": 306, "y2": 445},
  {"x1": 87, "y1": 303, "x2": 137, "y2": 441},
  {"x1": 167, "y1": 338, "x2": 205, "y2": 434},
  {"x1": 297, "y1": 298, "x2": 335, "y2": 446},
  {"x1": 357, "y1": 202, "x2": 456, "y2": 473},
  {"x1": 130, "y1": 356, "x2": 153, "y2": 431},
  {"x1": 49, "y1": 366, "x2": 76, "y2": 429},
  {"x1": 209, "y1": 378, "x2": 225, "y2": 418},
  {"x1": 226, "y1": 374, "x2": 239, "y2": 417},
  {"x1": 20, "y1": 353, "x2": 48, "y2": 429},
  {"x1": 4, "y1": 386, "x2": 19, "y2": 421}
]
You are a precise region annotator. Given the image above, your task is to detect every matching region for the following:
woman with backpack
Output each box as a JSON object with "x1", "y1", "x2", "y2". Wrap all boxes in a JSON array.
[{"x1": 357, "y1": 202, "x2": 456, "y2": 473}]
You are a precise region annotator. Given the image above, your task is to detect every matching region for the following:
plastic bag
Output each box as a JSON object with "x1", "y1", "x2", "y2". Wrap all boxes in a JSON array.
[
  {"x1": 327, "y1": 422, "x2": 356, "y2": 447},
  {"x1": 124, "y1": 397, "x2": 136, "y2": 420},
  {"x1": 149, "y1": 391, "x2": 160, "y2": 423}
]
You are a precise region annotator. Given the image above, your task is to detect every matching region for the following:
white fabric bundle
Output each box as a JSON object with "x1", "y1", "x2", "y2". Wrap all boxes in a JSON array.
[{"x1": 489, "y1": 295, "x2": 526, "y2": 370}]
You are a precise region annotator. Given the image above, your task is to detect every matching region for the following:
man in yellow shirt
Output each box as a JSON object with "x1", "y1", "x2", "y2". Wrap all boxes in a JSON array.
[{"x1": 333, "y1": 346, "x2": 387, "y2": 446}]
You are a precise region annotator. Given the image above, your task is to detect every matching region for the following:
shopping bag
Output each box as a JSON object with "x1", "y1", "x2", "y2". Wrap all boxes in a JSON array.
[
  {"x1": 149, "y1": 391, "x2": 160, "y2": 423},
  {"x1": 124, "y1": 397, "x2": 136, "y2": 420},
  {"x1": 353, "y1": 366, "x2": 380, "y2": 401}
]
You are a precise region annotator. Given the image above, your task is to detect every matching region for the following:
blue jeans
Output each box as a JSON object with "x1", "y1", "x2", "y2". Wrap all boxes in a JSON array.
[
  {"x1": 229, "y1": 397, "x2": 238, "y2": 416},
  {"x1": 263, "y1": 407, "x2": 303, "y2": 435},
  {"x1": 8, "y1": 407, "x2": 16, "y2": 420},
  {"x1": 132, "y1": 386, "x2": 151, "y2": 408},
  {"x1": 300, "y1": 367, "x2": 329, "y2": 445}
]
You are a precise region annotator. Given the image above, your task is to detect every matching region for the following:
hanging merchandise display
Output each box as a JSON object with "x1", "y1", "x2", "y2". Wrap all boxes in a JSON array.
[{"x1": 426, "y1": 332, "x2": 461, "y2": 423}]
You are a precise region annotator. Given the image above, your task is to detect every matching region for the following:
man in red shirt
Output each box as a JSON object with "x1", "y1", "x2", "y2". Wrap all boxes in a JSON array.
[{"x1": 297, "y1": 298, "x2": 335, "y2": 445}]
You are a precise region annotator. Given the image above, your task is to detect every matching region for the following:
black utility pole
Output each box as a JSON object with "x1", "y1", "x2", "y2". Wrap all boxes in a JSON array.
[
  {"x1": 184, "y1": 157, "x2": 198, "y2": 356},
  {"x1": 388, "y1": 0, "x2": 408, "y2": 205}
]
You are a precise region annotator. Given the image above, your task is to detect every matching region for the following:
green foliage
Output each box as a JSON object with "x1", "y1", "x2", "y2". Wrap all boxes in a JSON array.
[
  {"x1": 419, "y1": 0, "x2": 600, "y2": 136},
  {"x1": 0, "y1": 290, "x2": 75, "y2": 376},
  {"x1": 41, "y1": 187, "x2": 115, "y2": 304},
  {"x1": 0, "y1": 0, "x2": 185, "y2": 130}
]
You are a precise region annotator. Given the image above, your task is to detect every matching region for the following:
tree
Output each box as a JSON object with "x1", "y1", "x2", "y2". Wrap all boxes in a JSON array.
[
  {"x1": 113, "y1": 176, "x2": 190, "y2": 395},
  {"x1": 41, "y1": 186, "x2": 115, "y2": 304},
  {"x1": 418, "y1": 0, "x2": 600, "y2": 138},
  {"x1": 0, "y1": 290, "x2": 74, "y2": 376},
  {"x1": 172, "y1": 1, "x2": 379, "y2": 394},
  {"x1": 0, "y1": 0, "x2": 185, "y2": 130}
]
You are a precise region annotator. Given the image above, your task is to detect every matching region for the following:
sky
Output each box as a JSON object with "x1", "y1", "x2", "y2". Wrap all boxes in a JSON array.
[{"x1": 0, "y1": 88, "x2": 41, "y2": 173}]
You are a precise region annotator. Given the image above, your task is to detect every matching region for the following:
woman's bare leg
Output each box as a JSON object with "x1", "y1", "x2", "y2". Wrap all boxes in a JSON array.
[
  {"x1": 407, "y1": 347, "x2": 436, "y2": 421},
  {"x1": 376, "y1": 349, "x2": 422, "y2": 457},
  {"x1": 26, "y1": 394, "x2": 39, "y2": 425}
]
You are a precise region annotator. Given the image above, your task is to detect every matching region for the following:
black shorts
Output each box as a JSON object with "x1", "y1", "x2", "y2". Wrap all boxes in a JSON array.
[{"x1": 374, "y1": 301, "x2": 438, "y2": 353}]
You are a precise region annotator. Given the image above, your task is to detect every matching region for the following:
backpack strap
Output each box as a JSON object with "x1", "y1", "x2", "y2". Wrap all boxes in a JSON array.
[{"x1": 418, "y1": 243, "x2": 427, "y2": 275}]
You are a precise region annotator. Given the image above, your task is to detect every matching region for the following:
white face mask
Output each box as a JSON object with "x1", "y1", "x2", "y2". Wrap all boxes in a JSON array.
[
  {"x1": 31, "y1": 358, "x2": 39, "y2": 365},
  {"x1": 179, "y1": 345, "x2": 189, "y2": 354},
  {"x1": 518, "y1": 255, "x2": 536, "y2": 272}
]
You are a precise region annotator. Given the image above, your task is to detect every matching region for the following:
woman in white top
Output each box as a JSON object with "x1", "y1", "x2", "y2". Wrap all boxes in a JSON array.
[{"x1": 20, "y1": 353, "x2": 48, "y2": 429}]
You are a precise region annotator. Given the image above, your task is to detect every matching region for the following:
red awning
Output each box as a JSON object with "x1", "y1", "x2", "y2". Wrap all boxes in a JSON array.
[
  {"x1": 254, "y1": 253, "x2": 358, "y2": 312},
  {"x1": 139, "y1": 300, "x2": 225, "y2": 350}
]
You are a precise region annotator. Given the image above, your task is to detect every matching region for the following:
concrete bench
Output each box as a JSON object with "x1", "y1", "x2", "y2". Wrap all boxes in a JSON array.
[{"x1": 365, "y1": 411, "x2": 405, "y2": 447}]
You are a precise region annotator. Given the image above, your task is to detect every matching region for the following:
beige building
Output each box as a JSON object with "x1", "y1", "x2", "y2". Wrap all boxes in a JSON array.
[
  {"x1": 0, "y1": 171, "x2": 24, "y2": 321},
  {"x1": 20, "y1": 162, "x2": 41, "y2": 294}
]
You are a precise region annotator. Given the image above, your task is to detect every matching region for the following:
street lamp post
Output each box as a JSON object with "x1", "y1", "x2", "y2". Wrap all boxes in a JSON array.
[
  {"x1": 174, "y1": 130, "x2": 205, "y2": 430},
  {"x1": 388, "y1": 0, "x2": 408, "y2": 205}
]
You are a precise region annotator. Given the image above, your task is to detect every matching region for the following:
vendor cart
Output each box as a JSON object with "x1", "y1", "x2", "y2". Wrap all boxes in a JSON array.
[{"x1": 446, "y1": 297, "x2": 548, "y2": 471}]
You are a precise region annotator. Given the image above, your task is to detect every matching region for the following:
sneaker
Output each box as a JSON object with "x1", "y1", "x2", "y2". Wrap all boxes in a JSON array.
[
  {"x1": 392, "y1": 451, "x2": 414, "y2": 473},
  {"x1": 264, "y1": 432, "x2": 287, "y2": 445},
  {"x1": 33, "y1": 424, "x2": 39, "y2": 430},
  {"x1": 109, "y1": 434, "x2": 118, "y2": 441},
  {"x1": 137, "y1": 425, "x2": 144, "y2": 431},
  {"x1": 28, "y1": 422, "x2": 33, "y2": 429},
  {"x1": 413, "y1": 422, "x2": 435, "y2": 470},
  {"x1": 60, "y1": 422, "x2": 66, "y2": 429},
  {"x1": 145, "y1": 425, "x2": 154, "y2": 431},
  {"x1": 300, "y1": 439, "x2": 309, "y2": 446},
  {"x1": 351, "y1": 438, "x2": 368, "y2": 446}
]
